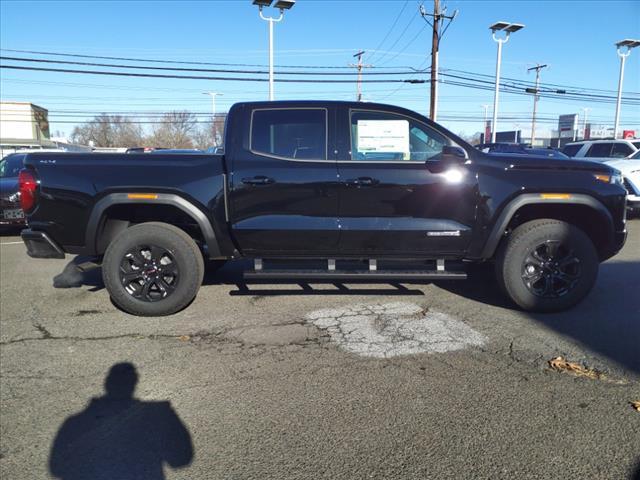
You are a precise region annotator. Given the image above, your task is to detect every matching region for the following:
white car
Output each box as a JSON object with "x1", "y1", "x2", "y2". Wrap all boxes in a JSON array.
[
  {"x1": 562, "y1": 140, "x2": 640, "y2": 215},
  {"x1": 608, "y1": 151, "x2": 640, "y2": 215}
]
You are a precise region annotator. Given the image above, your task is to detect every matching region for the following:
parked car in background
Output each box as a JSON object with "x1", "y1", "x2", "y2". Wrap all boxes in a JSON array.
[
  {"x1": 607, "y1": 150, "x2": 640, "y2": 216},
  {"x1": 562, "y1": 140, "x2": 640, "y2": 215},
  {"x1": 477, "y1": 143, "x2": 568, "y2": 159},
  {"x1": 125, "y1": 147, "x2": 156, "y2": 154},
  {"x1": 476, "y1": 142, "x2": 528, "y2": 154},
  {"x1": 561, "y1": 139, "x2": 639, "y2": 160},
  {"x1": 149, "y1": 149, "x2": 204, "y2": 154},
  {"x1": 0, "y1": 153, "x2": 26, "y2": 229}
]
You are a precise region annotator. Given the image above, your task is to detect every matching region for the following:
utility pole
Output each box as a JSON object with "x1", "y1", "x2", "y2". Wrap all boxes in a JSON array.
[
  {"x1": 420, "y1": 1, "x2": 457, "y2": 122},
  {"x1": 527, "y1": 63, "x2": 547, "y2": 145},
  {"x1": 349, "y1": 51, "x2": 372, "y2": 102}
]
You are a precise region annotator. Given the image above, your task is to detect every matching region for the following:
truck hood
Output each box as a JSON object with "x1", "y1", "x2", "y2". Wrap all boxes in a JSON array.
[{"x1": 491, "y1": 154, "x2": 614, "y2": 174}]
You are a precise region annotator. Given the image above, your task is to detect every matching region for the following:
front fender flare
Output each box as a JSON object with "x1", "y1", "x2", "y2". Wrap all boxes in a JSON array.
[
  {"x1": 480, "y1": 193, "x2": 613, "y2": 259},
  {"x1": 86, "y1": 193, "x2": 222, "y2": 258}
]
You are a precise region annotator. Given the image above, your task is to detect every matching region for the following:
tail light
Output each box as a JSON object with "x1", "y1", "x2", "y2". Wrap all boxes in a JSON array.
[{"x1": 18, "y1": 169, "x2": 38, "y2": 213}]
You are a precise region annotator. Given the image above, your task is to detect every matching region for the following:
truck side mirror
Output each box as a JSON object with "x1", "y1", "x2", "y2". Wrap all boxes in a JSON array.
[{"x1": 440, "y1": 145, "x2": 467, "y2": 160}]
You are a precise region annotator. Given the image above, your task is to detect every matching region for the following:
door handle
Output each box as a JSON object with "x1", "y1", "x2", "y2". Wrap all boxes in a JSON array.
[
  {"x1": 242, "y1": 175, "x2": 275, "y2": 186},
  {"x1": 346, "y1": 176, "x2": 379, "y2": 187}
]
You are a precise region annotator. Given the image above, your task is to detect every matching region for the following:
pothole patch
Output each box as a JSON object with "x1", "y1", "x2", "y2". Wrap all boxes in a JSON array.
[{"x1": 306, "y1": 302, "x2": 486, "y2": 358}]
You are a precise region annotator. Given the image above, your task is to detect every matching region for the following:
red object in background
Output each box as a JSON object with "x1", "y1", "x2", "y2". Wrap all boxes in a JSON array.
[
  {"x1": 18, "y1": 169, "x2": 38, "y2": 213},
  {"x1": 623, "y1": 130, "x2": 635, "y2": 139}
]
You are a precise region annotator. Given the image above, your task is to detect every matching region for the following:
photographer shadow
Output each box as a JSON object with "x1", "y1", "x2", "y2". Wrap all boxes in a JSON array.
[{"x1": 49, "y1": 362, "x2": 193, "y2": 480}]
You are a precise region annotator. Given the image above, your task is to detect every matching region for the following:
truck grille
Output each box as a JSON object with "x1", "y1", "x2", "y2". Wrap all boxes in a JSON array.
[{"x1": 623, "y1": 177, "x2": 639, "y2": 196}]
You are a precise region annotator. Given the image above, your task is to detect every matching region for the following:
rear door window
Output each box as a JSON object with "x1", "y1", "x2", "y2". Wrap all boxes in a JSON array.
[
  {"x1": 250, "y1": 108, "x2": 327, "y2": 160},
  {"x1": 586, "y1": 143, "x2": 613, "y2": 157}
]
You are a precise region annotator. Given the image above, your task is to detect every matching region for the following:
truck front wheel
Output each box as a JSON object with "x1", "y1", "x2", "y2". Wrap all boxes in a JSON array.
[
  {"x1": 495, "y1": 219, "x2": 598, "y2": 312},
  {"x1": 102, "y1": 222, "x2": 204, "y2": 316}
]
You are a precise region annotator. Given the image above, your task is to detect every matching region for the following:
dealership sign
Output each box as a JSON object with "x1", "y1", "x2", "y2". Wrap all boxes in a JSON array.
[{"x1": 558, "y1": 114, "x2": 578, "y2": 138}]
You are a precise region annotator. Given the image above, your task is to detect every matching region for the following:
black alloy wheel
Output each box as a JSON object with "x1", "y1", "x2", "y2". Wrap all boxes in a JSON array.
[
  {"x1": 521, "y1": 240, "x2": 581, "y2": 298},
  {"x1": 103, "y1": 222, "x2": 204, "y2": 316},
  {"x1": 120, "y1": 245, "x2": 179, "y2": 302},
  {"x1": 495, "y1": 219, "x2": 598, "y2": 312}
]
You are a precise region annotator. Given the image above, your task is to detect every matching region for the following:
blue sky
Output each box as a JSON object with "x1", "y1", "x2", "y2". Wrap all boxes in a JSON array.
[{"x1": 1, "y1": 0, "x2": 639, "y2": 139}]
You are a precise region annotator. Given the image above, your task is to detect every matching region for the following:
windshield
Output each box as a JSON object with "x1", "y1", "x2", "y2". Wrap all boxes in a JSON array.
[
  {"x1": 631, "y1": 150, "x2": 640, "y2": 160},
  {"x1": 0, "y1": 155, "x2": 24, "y2": 178}
]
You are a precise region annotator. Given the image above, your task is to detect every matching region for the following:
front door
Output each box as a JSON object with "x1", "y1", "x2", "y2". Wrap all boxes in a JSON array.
[
  {"x1": 228, "y1": 106, "x2": 340, "y2": 256},
  {"x1": 336, "y1": 108, "x2": 478, "y2": 256}
]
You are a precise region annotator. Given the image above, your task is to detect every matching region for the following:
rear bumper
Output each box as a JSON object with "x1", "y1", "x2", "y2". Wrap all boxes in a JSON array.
[
  {"x1": 21, "y1": 229, "x2": 65, "y2": 259},
  {"x1": 0, "y1": 218, "x2": 26, "y2": 227}
]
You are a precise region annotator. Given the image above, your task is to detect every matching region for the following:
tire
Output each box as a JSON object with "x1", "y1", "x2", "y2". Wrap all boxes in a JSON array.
[
  {"x1": 495, "y1": 219, "x2": 598, "y2": 312},
  {"x1": 102, "y1": 222, "x2": 204, "y2": 316}
]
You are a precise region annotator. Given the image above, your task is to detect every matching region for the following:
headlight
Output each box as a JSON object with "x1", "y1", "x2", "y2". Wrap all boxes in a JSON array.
[
  {"x1": 593, "y1": 171, "x2": 623, "y2": 185},
  {"x1": 611, "y1": 171, "x2": 623, "y2": 186}
]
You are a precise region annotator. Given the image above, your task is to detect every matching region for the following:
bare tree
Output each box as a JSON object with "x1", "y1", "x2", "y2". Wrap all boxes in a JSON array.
[
  {"x1": 457, "y1": 131, "x2": 482, "y2": 145},
  {"x1": 148, "y1": 111, "x2": 198, "y2": 149},
  {"x1": 191, "y1": 114, "x2": 227, "y2": 150},
  {"x1": 70, "y1": 115, "x2": 144, "y2": 148}
]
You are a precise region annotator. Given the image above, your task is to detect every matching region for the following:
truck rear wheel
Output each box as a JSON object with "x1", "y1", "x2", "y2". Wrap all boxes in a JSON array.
[
  {"x1": 102, "y1": 222, "x2": 204, "y2": 316},
  {"x1": 495, "y1": 219, "x2": 598, "y2": 312}
]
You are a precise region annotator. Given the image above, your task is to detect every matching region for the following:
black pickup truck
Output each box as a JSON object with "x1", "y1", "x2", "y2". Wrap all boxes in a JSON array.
[{"x1": 19, "y1": 101, "x2": 627, "y2": 316}]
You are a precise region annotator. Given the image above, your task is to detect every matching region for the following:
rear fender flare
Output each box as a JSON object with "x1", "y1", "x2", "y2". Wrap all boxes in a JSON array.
[
  {"x1": 86, "y1": 193, "x2": 222, "y2": 258},
  {"x1": 480, "y1": 193, "x2": 613, "y2": 258}
]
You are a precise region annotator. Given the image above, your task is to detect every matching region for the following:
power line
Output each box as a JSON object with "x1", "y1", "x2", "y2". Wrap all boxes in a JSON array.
[
  {"x1": 373, "y1": 8, "x2": 420, "y2": 64},
  {"x1": 0, "y1": 56, "x2": 419, "y2": 76},
  {"x1": 376, "y1": 22, "x2": 429, "y2": 67},
  {"x1": 3, "y1": 49, "x2": 637, "y2": 97},
  {"x1": 367, "y1": 1, "x2": 409, "y2": 63},
  {"x1": 0, "y1": 48, "x2": 415, "y2": 70},
  {"x1": 0, "y1": 64, "x2": 410, "y2": 83}
]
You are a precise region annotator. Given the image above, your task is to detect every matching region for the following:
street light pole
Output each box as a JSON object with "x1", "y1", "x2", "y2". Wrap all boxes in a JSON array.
[
  {"x1": 259, "y1": 9, "x2": 282, "y2": 101},
  {"x1": 489, "y1": 21, "x2": 525, "y2": 143},
  {"x1": 203, "y1": 92, "x2": 222, "y2": 117},
  {"x1": 203, "y1": 92, "x2": 223, "y2": 146},
  {"x1": 613, "y1": 51, "x2": 628, "y2": 139},
  {"x1": 254, "y1": 1, "x2": 295, "y2": 101},
  {"x1": 491, "y1": 36, "x2": 504, "y2": 143},
  {"x1": 613, "y1": 39, "x2": 639, "y2": 139}
]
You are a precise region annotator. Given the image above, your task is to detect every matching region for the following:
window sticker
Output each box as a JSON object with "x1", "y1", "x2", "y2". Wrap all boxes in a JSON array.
[{"x1": 356, "y1": 120, "x2": 410, "y2": 158}]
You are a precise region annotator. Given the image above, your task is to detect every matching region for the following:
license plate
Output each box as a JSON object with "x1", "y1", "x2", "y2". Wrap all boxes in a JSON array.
[{"x1": 3, "y1": 209, "x2": 24, "y2": 219}]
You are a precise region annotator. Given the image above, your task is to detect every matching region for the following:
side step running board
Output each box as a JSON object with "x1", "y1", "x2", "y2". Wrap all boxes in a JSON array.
[{"x1": 244, "y1": 269, "x2": 467, "y2": 281}]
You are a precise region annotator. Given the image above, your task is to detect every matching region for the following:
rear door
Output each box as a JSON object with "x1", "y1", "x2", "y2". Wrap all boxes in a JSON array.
[
  {"x1": 228, "y1": 106, "x2": 340, "y2": 255},
  {"x1": 336, "y1": 107, "x2": 478, "y2": 256}
]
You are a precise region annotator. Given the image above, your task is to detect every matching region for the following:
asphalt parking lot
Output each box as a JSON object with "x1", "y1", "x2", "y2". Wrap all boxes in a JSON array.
[{"x1": 1, "y1": 221, "x2": 639, "y2": 480}]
